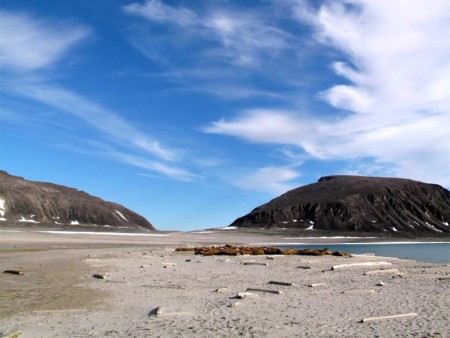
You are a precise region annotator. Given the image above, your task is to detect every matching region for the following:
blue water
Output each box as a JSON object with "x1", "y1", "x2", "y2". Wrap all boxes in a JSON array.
[{"x1": 281, "y1": 243, "x2": 450, "y2": 264}]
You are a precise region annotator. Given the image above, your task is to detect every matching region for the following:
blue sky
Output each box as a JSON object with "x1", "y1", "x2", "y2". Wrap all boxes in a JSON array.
[{"x1": 1, "y1": 0, "x2": 449, "y2": 231}]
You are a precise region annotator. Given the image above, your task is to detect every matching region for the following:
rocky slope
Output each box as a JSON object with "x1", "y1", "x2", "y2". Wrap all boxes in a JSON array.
[
  {"x1": 0, "y1": 171, "x2": 154, "y2": 230},
  {"x1": 230, "y1": 175, "x2": 450, "y2": 234}
]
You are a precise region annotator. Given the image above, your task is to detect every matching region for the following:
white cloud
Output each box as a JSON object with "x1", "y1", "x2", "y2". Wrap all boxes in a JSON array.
[
  {"x1": 1, "y1": 9, "x2": 196, "y2": 181},
  {"x1": 309, "y1": 0, "x2": 450, "y2": 117},
  {"x1": 7, "y1": 82, "x2": 179, "y2": 161},
  {"x1": 203, "y1": 109, "x2": 328, "y2": 159},
  {"x1": 125, "y1": 1, "x2": 289, "y2": 67},
  {"x1": 106, "y1": 150, "x2": 201, "y2": 182},
  {"x1": 232, "y1": 166, "x2": 301, "y2": 195},
  {"x1": 205, "y1": 109, "x2": 312, "y2": 144},
  {"x1": 204, "y1": 10, "x2": 290, "y2": 67},
  {"x1": 0, "y1": 9, "x2": 89, "y2": 72},
  {"x1": 191, "y1": 84, "x2": 284, "y2": 100},
  {"x1": 123, "y1": 1, "x2": 293, "y2": 97},
  {"x1": 320, "y1": 84, "x2": 373, "y2": 113},
  {"x1": 205, "y1": 0, "x2": 450, "y2": 187},
  {"x1": 124, "y1": 0, "x2": 197, "y2": 27},
  {"x1": 51, "y1": 139, "x2": 199, "y2": 182}
]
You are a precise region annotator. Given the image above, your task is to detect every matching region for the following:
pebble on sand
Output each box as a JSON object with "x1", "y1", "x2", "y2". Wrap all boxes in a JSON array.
[{"x1": 148, "y1": 307, "x2": 164, "y2": 317}]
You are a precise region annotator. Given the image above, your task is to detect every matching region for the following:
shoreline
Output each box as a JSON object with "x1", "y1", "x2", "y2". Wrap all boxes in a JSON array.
[
  {"x1": 4, "y1": 228, "x2": 450, "y2": 243},
  {"x1": 1, "y1": 228, "x2": 449, "y2": 337},
  {"x1": 2, "y1": 225, "x2": 449, "y2": 240}
]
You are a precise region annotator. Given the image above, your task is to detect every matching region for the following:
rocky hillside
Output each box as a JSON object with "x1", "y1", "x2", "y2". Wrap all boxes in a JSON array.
[
  {"x1": 0, "y1": 171, "x2": 154, "y2": 230},
  {"x1": 231, "y1": 175, "x2": 450, "y2": 234}
]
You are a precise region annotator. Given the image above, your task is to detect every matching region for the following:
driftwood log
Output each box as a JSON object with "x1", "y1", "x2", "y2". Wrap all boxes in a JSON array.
[
  {"x1": 343, "y1": 289, "x2": 376, "y2": 295},
  {"x1": 269, "y1": 280, "x2": 294, "y2": 286},
  {"x1": 236, "y1": 292, "x2": 258, "y2": 299},
  {"x1": 3, "y1": 270, "x2": 25, "y2": 275},
  {"x1": 309, "y1": 283, "x2": 327, "y2": 288},
  {"x1": 242, "y1": 262, "x2": 268, "y2": 266},
  {"x1": 360, "y1": 313, "x2": 418, "y2": 323},
  {"x1": 332, "y1": 262, "x2": 392, "y2": 270},
  {"x1": 246, "y1": 288, "x2": 282, "y2": 294},
  {"x1": 364, "y1": 269, "x2": 400, "y2": 275}
]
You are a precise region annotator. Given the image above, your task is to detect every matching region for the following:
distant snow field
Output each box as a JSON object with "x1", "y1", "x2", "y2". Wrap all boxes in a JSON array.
[
  {"x1": 40, "y1": 231, "x2": 169, "y2": 236},
  {"x1": 284, "y1": 236, "x2": 377, "y2": 240}
]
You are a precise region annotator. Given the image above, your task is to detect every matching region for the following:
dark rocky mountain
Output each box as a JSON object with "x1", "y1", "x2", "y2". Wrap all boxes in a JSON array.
[
  {"x1": 0, "y1": 170, "x2": 154, "y2": 230},
  {"x1": 230, "y1": 175, "x2": 450, "y2": 234}
]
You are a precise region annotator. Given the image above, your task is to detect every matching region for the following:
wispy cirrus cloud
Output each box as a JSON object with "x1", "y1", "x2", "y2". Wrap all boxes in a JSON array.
[
  {"x1": 305, "y1": 0, "x2": 450, "y2": 117},
  {"x1": 231, "y1": 166, "x2": 301, "y2": 195},
  {"x1": 124, "y1": 0, "x2": 197, "y2": 27},
  {"x1": 6, "y1": 82, "x2": 179, "y2": 161},
  {"x1": 0, "y1": 9, "x2": 89, "y2": 72},
  {"x1": 102, "y1": 148, "x2": 201, "y2": 182},
  {"x1": 123, "y1": 0, "x2": 294, "y2": 98},
  {"x1": 205, "y1": 0, "x2": 450, "y2": 187},
  {"x1": 0, "y1": 8, "x2": 197, "y2": 181},
  {"x1": 124, "y1": 0, "x2": 289, "y2": 67}
]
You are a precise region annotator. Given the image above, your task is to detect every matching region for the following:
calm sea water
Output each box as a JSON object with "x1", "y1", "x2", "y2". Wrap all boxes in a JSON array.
[{"x1": 282, "y1": 243, "x2": 450, "y2": 264}]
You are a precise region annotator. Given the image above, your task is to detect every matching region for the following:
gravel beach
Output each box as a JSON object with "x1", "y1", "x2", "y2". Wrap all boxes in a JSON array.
[{"x1": 1, "y1": 229, "x2": 449, "y2": 337}]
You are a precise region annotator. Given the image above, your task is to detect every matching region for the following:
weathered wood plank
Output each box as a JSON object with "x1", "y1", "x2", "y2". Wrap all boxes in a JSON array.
[
  {"x1": 364, "y1": 269, "x2": 399, "y2": 275},
  {"x1": 332, "y1": 262, "x2": 392, "y2": 270},
  {"x1": 309, "y1": 283, "x2": 326, "y2": 288},
  {"x1": 360, "y1": 312, "x2": 418, "y2": 323},
  {"x1": 242, "y1": 262, "x2": 268, "y2": 266},
  {"x1": 343, "y1": 289, "x2": 375, "y2": 295},
  {"x1": 3, "y1": 270, "x2": 25, "y2": 275},
  {"x1": 236, "y1": 292, "x2": 258, "y2": 299},
  {"x1": 246, "y1": 288, "x2": 282, "y2": 294},
  {"x1": 268, "y1": 280, "x2": 295, "y2": 286}
]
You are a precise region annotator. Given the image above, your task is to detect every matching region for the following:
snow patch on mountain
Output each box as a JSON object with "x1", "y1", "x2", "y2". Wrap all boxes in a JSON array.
[
  {"x1": 0, "y1": 198, "x2": 5, "y2": 217},
  {"x1": 115, "y1": 210, "x2": 128, "y2": 222},
  {"x1": 19, "y1": 215, "x2": 40, "y2": 223},
  {"x1": 0, "y1": 198, "x2": 6, "y2": 221},
  {"x1": 426, "y1": 222, "x2": 443, "y2": 232}
]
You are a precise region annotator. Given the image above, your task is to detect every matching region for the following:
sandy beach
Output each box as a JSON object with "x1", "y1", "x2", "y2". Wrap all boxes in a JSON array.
[{"x1": 1, "y1": 228, "x2": 449, "y2": 337}]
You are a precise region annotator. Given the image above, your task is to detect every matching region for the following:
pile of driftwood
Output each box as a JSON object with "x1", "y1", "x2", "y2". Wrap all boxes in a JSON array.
[{"x1": 175, "y1": 245, "x2": 350, "y2": 257}]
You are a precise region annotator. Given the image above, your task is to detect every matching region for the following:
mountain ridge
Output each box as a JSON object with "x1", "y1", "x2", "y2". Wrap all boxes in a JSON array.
[
  {"x1": 230, "y1": 175, "x2": 450, "y2": 234},
  {"x1": 0, "y1": 170, "x2": 154, "y2": 230}
]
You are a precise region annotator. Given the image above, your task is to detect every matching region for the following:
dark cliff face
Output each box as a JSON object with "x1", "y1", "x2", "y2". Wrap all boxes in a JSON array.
[
  {"x1": 0, "y1": 170, "x2": 154, "y2": 230},
  {"x1": 230, "y1": 175, "x2": 450, "y2": 234}
]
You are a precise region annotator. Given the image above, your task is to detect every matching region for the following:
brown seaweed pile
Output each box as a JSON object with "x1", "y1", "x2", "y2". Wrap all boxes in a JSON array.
[{"x1": 175, "y1": 244, "x2": 350, "y2": 257}]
